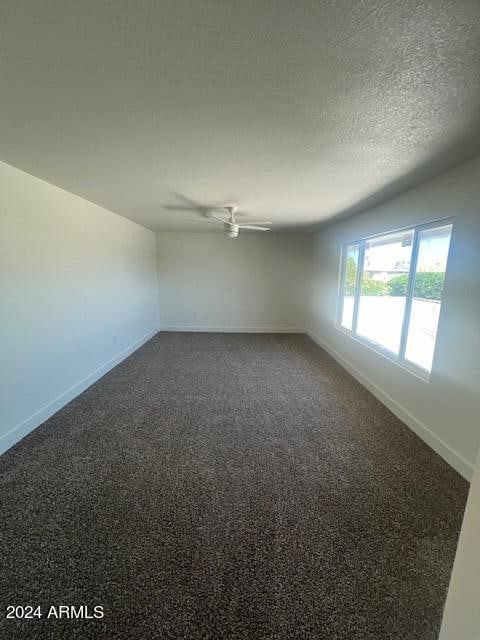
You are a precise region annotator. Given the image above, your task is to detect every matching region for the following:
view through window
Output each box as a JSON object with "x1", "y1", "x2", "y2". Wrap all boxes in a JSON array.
[{"x1": 338, "y1": 221, "x2": 452, "y2": 374}]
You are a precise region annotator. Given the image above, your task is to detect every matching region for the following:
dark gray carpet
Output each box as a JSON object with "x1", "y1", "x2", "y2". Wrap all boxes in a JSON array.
[{"x1": 0, "y1": 333, "x2": 468, "y2": 640}]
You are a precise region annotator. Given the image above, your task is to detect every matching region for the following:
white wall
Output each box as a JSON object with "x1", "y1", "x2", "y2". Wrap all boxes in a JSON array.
[
  {"x1": 156, "y1": 231, "x2": 310, "y2": 332},
  {"x1": 307, "y1": 157, "x2": 480, "y2": 479},
  {"x1": 439, "y1": 448, "x2": 480, "y2": 640},
  {"x1": 0, "y1": 160, "x2": 159, "y2": 455}
]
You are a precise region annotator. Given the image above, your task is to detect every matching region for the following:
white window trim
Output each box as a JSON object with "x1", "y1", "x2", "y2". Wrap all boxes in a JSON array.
[{"x1": 336, "y1": 218, "x2": 453, "y2": 381}]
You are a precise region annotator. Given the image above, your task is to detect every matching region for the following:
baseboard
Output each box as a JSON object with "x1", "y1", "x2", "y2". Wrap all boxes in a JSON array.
[
  {"x1": 6, "y1": 324, "x2": 470, "y2": 480},
  {"x1": 0, "y1": 327, "x2": 159, "y2": 457},
  {"x1": 161, "y1": 325, "x2": 306, "y2": 333},
  {"x1": 307, "y1": 328, "x2": 473, "y2": 481}
]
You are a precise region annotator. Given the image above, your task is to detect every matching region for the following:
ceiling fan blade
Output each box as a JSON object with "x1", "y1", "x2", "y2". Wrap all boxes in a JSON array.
[
  {"x1": 185, "y1": 218, "x2": 222, "y2": 224},
  {"x1": 239, "y1": 220, "x2": 272, "y2": 225},
  {"x1": 238, "y1": 225, "x2": 271, "y2": 231},
  {"x1": 210, "y1": 214, "x2": 230, "y2": 223}
]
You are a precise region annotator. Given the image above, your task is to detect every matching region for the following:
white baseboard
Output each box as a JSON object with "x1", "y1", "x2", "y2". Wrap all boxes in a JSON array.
[
  {"x1": 307, "y1": 328, "x2": 473, "y2": 481},
  {"x1": 0, "y1": 327, "x2": 159, "y2": 456},
  {"x1": 6, "y1": 324, "x2": 470, "y2": 480},
  {"x1": 161, "y1": 325, "x2": 306, "y2": 333}
]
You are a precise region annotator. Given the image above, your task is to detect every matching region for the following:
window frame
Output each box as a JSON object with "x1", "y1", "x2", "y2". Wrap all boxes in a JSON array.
[{"x1": 336, "y1": 218, "x2": 453, "y2": 380}]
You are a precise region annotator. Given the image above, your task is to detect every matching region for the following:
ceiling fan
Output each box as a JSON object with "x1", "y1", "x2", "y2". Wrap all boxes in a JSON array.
[{"x1": 188, "y1": 206, "x2": 272, "y2": 238}]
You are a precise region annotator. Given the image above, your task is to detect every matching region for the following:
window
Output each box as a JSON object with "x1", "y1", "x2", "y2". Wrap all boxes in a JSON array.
[
  {"x1": 404, "y1": 225, "x2": 452, "y2": 371},
  {"x1": 357, "y1": 229, "x2": 414, "y2": 354},
  {"x1": 339, "y1": 243, "x2": 360, "y2": 330},
  {"x1": 337, "y1": 221, "x2": 452, "y2": 375}
]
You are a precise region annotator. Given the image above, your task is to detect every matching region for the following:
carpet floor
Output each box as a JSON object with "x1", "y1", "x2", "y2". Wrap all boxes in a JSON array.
[{"x1": 0, "y1": 333, "x2": 468, "y2": 640}]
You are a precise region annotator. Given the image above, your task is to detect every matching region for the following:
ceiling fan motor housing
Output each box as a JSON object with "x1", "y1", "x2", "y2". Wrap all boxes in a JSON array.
[{"x1": 226, "y1": 223, "x2": 239, "y2": 238}]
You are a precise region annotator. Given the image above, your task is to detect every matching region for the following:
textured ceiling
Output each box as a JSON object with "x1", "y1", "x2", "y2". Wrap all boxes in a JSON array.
[{"x1": 1, "y1": 0, "x2": 480, "y2": 231}]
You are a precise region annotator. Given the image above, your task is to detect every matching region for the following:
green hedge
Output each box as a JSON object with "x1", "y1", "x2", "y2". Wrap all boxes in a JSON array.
[
  {"x1": 387, "y1": 274, "x2": 409, "y2": 296},
  {"x1": 344, "y1": 256, "x2": 357, "y2": 295},
  {"x1": 388, "y1": 272, "x2": 445, "y2": 300},
  {"x1": 344, "y1": 260, "x2": 445, "y2": 301},
  {"x1": 361, "y1": 277, "x2": 388, "y2": 296}
]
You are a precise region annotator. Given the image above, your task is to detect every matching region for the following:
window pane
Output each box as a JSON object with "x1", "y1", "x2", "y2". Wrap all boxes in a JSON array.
[
  {"x1": 357, "y1": 230, "x2": 414, "y2": 354},
  {"x1": 405, "y1": 225, "x2": 452, "y2": 372},
  {"x1": 340, "y1": 244, "x2": 359, "y2": 330}
]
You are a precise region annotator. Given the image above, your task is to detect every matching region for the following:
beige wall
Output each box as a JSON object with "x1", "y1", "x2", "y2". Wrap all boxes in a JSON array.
[
  {"x1": 0, "y1": 161, "x2": 159, "y2": 455},
  {"x1": 439, "y1": 449, "x2": 480, "y2": 639},
  {"x1": 307, "y1": 157, "x2": 480, "y2": 479},
  {"x1": 156, "y1": 231, "x2": 310, "y2": 332}
]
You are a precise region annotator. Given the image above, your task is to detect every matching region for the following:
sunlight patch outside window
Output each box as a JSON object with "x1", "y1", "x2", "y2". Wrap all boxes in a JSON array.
[{"x1": 337, "y1": 221, "x2": 453, "y2": 375}]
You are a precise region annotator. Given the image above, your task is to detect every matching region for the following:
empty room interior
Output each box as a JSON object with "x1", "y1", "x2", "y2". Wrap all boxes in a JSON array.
[{"x1": 1, "y1": 2, "x2": 480, "y2": 639}]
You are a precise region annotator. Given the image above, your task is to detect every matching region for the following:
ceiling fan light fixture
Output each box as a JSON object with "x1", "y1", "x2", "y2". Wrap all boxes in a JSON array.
[{"x1": 226, "y1": 223, "x2": 239, "y2": 238}]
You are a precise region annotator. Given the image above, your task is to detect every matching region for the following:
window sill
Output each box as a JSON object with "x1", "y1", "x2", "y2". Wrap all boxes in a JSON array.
[{"x1": 335, "y1": 325, "x2": 431, "y2": 383}]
